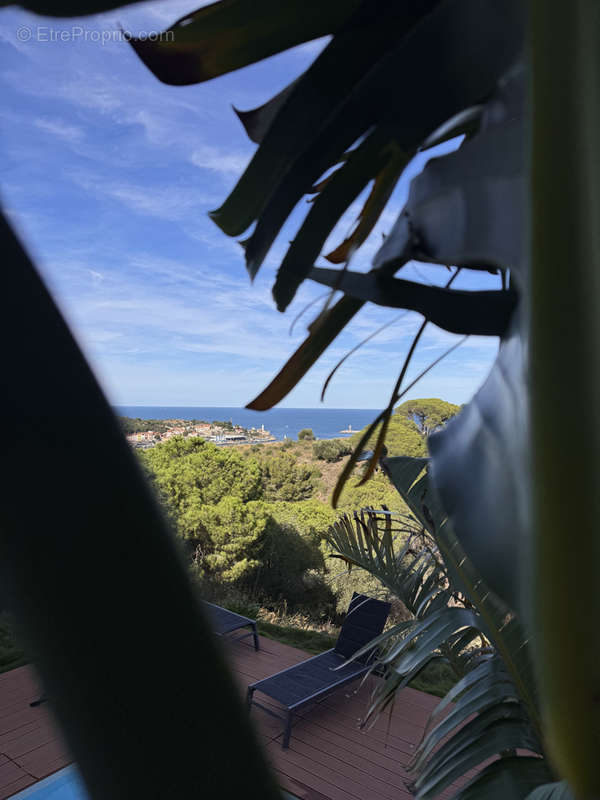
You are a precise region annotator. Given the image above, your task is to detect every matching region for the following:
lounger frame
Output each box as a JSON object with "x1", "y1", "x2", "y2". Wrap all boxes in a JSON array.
[
  {"x1": 247, "y1": 593, "x2": 390, "y2": 747},
  {"x1": 247, "y1": 649, "x2": 372, "y2": 747},
  {"x1": 203, "y1": 601, "x2": 260, "y2": 651}
]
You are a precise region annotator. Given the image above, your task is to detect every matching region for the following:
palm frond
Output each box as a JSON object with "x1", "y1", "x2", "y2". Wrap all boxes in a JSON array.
[{"x1": 326, "y1": 504, "x2": 550, "y2": 799}]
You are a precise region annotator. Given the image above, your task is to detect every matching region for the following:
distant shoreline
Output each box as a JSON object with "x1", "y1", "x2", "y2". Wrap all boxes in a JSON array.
[
  {"x1": 114, "y1": 406, "x2": 379, "y2": 411},
  {"x1": 121, "y1": 414, "x2": 355, "y2": 450},
  {"x1": 115, "y1": 406, "x2": 374, "y2": 443}
]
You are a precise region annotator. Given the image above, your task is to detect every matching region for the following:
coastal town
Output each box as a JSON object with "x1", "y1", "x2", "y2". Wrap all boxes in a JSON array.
[{"x1": 123, "y1": 418, "x2": 276, "y2": 449}]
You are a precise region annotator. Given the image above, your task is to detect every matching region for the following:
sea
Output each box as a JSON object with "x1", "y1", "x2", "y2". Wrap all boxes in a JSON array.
[{"x1": 114, "y1": 406, "x2": 378, "y2": 441}]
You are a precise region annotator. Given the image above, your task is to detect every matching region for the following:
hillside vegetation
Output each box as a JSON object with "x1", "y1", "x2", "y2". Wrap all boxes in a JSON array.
[
  {"x1": 0, "y1": 399, "x2": 459, "y2": 678},
  {"x1": 139, "y1": 398, "x2": 459, "y2": 620},
  {"x1": 349, "y1": 397, "x2": 461, "y2": 456}
]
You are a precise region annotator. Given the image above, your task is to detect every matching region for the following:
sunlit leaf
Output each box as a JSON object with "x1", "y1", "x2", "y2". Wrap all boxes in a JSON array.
[
  {"x1": 247, "y1": 295, "x2": 362, "y2": 410},
  {"x1": 273, "y1": 124, "x2": 410, "y2": 309},
  {"x1": 325, "y1": 142, "x2": 408, "y2": 263}
]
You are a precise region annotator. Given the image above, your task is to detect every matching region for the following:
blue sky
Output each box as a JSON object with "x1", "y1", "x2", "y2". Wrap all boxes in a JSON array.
[{"x1": 1, "y1": 0, "x2": 500, "y2": 409}]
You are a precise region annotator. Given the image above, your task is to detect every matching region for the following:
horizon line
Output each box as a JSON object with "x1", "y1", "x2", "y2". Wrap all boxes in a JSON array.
[{"x1": 113, "y1": 404, "x2": 383, "y2": 411}]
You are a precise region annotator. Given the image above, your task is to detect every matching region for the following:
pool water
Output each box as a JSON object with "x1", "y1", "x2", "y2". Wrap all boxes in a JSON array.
[{"x1": 10, "y1": 767, "x2": 88, "y2": 799}]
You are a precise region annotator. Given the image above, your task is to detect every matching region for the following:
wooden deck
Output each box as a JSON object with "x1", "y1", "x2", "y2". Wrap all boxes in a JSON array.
[
  {"x1": 0, "y1": 634, "x2": 446, "y2": 800},
  {"x1": 0, "y1": 666, "x2": 70, "y2": 799}
]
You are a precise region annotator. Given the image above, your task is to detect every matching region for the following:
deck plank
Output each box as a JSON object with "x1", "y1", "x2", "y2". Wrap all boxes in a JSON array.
[{"x1": 0, "y1": 637, "x2": 456, "y2": 799}]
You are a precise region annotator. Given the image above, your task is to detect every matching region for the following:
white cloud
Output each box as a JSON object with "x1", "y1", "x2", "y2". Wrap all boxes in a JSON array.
[
  {"x1": 52, "y1": 71, "x2": 125, "y2": 114},
  {"x1": 67, "y1": 170, "x2": 216, "y2": 221},
  {"x1": 0, "y1": 6, "x2": 499, "y2": 409},
  {"x1": 106, "y1": 183, "x2": 209, "y2": 220},
  {"x1": 190, "y1": 145, "x2": 250, "y2": 177},
  {"x1": 88, "y1": 269, "x2": 104, "y2": 285},
  {"x1": 34, "y1": 116, "x2": 84, "y2": 143}
]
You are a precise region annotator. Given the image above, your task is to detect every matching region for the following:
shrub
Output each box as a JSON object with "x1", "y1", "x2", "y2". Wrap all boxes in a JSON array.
[
  {"x1": 191, "y1": 497, "x2": 269, "y2": 583},
  {"x1": 312, "y1": 438, "x2": 352, "y2": 462},
  {"x1": 258, "y1": 518, "x2": 336, "y2": 617},
  {"x1": 297, "y1": 428, "x2": 315, "y2": 440},
  {"x1": 140, "y1": 437, "x2": 263, "y2": 536},
  {"x1": 259, "y1": 452, "x2": 319, "y2": 501},
  {"x1": 268, "y1": 500, "x2": 337, "y2": 544}
]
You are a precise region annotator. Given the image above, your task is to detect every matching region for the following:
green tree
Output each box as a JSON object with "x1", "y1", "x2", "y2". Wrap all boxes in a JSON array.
[
  {"x1": 258, "y1": 516, "x2": 335, "y2": 614},
  {"x1": 140, "y1": 437, "x2": 263, "y2": 538},
  {"x1": 118, "y1": 416, "x2": 170, "y2": 434},
  {"x1": 268, "y1": 499, "x2": 338, "y2": 544},
  {"x1": 194, "y1": 498, "x2": 269, "y2": 583},
  {"x1": 336, "y1": 469, "x2": 405, "y2": 513},
  {"x1": 395, "y1": 398, "x2": 461, "y2": 437},
  {"x1": 349, "y1": 399, "x2": 459, "y2": 458},
  {"x1": 312, "y1": 438, "x2": 352, "y2": 462},
  {"x1": 212, "y1": 419, "x2": 234, "y2": 431},
  {"x1": 350, "y1": 409, "x2": 424, "y2": 458},
  {"x1": 259, "y1": 452, "x2": 319, "y2": 501},
  {"x1": 297, "y1": 428, "x2": 315, "y2": 440},
  {"x1": 378, "y1": 415, "x2": 426, "y2": 457}
]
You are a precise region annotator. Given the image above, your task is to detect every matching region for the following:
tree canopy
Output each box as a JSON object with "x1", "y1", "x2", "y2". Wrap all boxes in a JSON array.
[
  {"x1": 312, "y1": 438, "x2": 352, "y2": 462},
  {"x1": 141, "y1": 437, "x2": 263, "y2": 516},
  {"x1": 194, "y1": 497, "x2": 268, "y2": 583},
  {"x1": 257, "y1": 451, "x2": 319, "y2": 501},
  {"x1": 395, "y1": 398, "x2": 461, "y2": 437},
  {"x1": 349, "y1": 398, "x2": 460, "y2": 458},
  {"x1": 119, "y1": 416, "x2": 171, "y2": 434}
]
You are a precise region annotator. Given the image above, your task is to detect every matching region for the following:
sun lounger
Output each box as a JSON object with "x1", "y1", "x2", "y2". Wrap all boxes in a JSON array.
[
  {"x1": 247, "y1": 593, "x2": 390, "y2": 747},
  {"x1": 203, "y1": 601, "x2": 260, "y2": 651}
]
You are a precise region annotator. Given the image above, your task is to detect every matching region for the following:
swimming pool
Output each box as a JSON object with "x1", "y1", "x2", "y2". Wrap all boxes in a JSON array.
[{"x1": 9, "y1": 767, "x2": 88, "y2": 799}]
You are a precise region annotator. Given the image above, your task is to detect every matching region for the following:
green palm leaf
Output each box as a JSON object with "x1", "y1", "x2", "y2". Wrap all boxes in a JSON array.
[
  {"x1": 383, "y1": 456, "x2": 542, "y2": 740},
  {"x1": 414, "y1": 720, "x2": 543, "y2": 799},
  {"x1": 454, "y1": 757, "x2": 556, "y2": 800},
  {"x1": 327, "y1": 502, "x2": 549, "y2": 798},
  {"x1": 412, "y1": 700, "x2": 529, "y2": 775}
]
